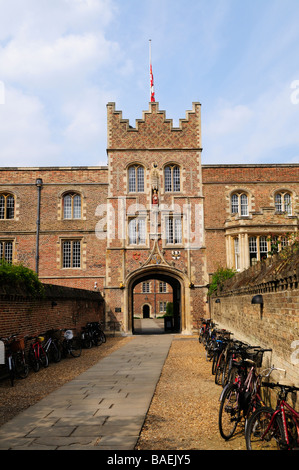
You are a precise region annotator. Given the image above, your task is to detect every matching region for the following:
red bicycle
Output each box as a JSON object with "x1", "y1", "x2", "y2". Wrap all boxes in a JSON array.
[
  {"x1": 245, "y1": 381, "x2": 299, "y2": 450},
  {"x1": 27, "y1": 335, "x2": 49, "y2": 372}
]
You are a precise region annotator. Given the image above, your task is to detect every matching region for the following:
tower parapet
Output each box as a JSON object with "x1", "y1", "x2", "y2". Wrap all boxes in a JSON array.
[{"x1": 107, "y1": 101, "x2": 202, "y2": 150}]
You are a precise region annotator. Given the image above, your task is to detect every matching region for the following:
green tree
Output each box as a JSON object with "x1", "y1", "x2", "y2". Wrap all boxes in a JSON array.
[
  {"x1": 0, "y1": 261, "x2": 44, "y2": 298},
  {"x1": 208, "y1": 267, "x2": 236, "y2": 296},
  {"x1": 165, "y1": 302, "x2": 173, "y2": 316}
]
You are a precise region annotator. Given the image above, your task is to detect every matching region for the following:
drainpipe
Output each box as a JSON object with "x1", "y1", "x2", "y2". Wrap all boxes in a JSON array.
[{"x1": 35, "y1": 178, "x2": 43, "y2": 275}]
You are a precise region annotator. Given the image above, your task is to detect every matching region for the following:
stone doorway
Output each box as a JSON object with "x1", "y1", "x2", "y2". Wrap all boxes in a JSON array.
[{"x1": 142, "y1": 304, "x2": 150, "y2": 318}]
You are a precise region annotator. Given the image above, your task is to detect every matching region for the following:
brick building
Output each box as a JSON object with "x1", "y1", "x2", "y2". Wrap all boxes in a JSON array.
[{"x1": 0, "y1": 101, "x2": 298, "y2": 334}]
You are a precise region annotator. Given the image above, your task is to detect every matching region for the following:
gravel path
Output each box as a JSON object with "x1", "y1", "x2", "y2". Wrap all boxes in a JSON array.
[
  {"x1": 0, "y1": 335, "x2": 246, "y2": 450},
  {"x1": 136, "y1": 337, "x2": 246, "y2": 450}
]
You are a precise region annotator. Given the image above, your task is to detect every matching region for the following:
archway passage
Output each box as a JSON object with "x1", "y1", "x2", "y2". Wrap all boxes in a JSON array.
[{"x1": 130, "y1": 271, "x2": 182, "y2": 335}]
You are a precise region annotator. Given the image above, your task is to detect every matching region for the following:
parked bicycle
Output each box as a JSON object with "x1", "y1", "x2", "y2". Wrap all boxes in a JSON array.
[
  {"x1": 0, "y1": 334, "x2": 29, "y2": 386},
  {"x1": 245, "y1": 381, "x2": 299, "y2": 450},
  {"x1": 61, "y1": 329, "x2": 82, "y2": 358},
  {"x1": 81, "y1": 322, "x2": 106, "y2": 348},
  {"x1": 218, "y1": 347, "x2": 272, "y2": 441},
  {"x1": 27, "y1": 335, "x2": 49, "y2": 372},
  {"x1": 198, "y1": 318, "x2": 216, "y2": 345},
  {"x1": 43, "y1": 329, "x2": 62, "y2": 363}
]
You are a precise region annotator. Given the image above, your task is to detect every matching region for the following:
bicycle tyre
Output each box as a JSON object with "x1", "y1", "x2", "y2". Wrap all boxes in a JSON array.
[
  {"x1": 70, "y1": 338, "x2": 82, "y2": 357},
  {"x1": 219, "y1": 382, "x2": 241, "y2": 440},
  {"x1": 100, "y1": 331, "x2": 106, "y2": 343},
  {"x1": 49, "y1": 342, "x2": 61, "y2": 362},
  {"x1": 245, "y1": 406, "x2": 285, "y2": 450},
  {"x1": 29, "y1": 348, "x2": 40, "y2": 372},
  {"x1": 215, "y1": 354, "x2": 225, "y2": 385},
  {"x1": 39, "y1": 347, "x2": 49, "y2": 368},
  {"x1": 212, "y1": 351, "x2": 219, "y2": 375},
  {"x1": 15, "y1": 352, "x2": 29, "y2": 379}
]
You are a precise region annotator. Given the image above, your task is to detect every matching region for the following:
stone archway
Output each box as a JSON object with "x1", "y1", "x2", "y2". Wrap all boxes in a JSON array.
[{"x1": 125, "y1": 265, "x2": 190, "y2": 335}]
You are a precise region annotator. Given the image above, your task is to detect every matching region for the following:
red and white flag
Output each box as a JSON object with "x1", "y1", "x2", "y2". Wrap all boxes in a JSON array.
[
  {"x1": 149, "y1": 40, "x2": 155, "y2": 102},
  {"x1": 150, "y1": 63, "x2": 155, "y2": 102}
]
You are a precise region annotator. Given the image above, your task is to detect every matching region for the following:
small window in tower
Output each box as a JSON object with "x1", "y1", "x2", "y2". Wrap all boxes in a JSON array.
[
  {"x1": 128, "y1": 165, "x2": 144, "y2": 192},
  {"x1": 164, "y1": 165, "x2": 180, "y2": 192}
]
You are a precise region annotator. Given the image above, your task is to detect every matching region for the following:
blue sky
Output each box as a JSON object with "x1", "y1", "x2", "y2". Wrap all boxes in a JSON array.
[{"x1": 0, "y1": 0, "x2": 299, "y2": 167}]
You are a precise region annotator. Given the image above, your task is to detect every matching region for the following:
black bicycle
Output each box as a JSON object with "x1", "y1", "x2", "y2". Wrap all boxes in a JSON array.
[
  {"x1": 0, "y1": 334, "x2": 29, "y2": 386},
  {"x1": 81, "y1": 322, "x2": 106, "y2": 348},
  {"x1": 43, "y1": 329, "x2": 62, "y2": 363},
  {"x1": 61, "y1": 329, "x2": 82, "y2": 357}
]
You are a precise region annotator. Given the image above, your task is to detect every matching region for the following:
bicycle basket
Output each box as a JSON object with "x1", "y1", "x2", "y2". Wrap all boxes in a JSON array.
[
  {"x1": 10, "y1": 339, "x2": 25, "y2": 352},
  {"x1": 64, "y1": 330, "x2": 73, "y2": 340}
]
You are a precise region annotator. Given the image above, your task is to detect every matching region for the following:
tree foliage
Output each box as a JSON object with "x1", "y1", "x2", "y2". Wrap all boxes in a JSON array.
[
  {"x1": 208, "y1": 266, "x2": 236, "y2": 296},
  {"x1": 0, "y1": 261, "x2": 44, "y2": 297}
]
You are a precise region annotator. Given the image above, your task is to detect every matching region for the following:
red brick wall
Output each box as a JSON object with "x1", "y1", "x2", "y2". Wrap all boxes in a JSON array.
[
  {"x1": 210, "y1": 252, "x2": 299, "y2": 386},
  {"x1": 0, "y1": 283, "x2": 105, "y2": 341}
]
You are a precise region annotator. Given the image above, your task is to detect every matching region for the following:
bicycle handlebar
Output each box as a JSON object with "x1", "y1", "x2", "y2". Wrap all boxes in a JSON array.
[{"x1": 261, "y1": 382, "x2": 299, "y2": 393}]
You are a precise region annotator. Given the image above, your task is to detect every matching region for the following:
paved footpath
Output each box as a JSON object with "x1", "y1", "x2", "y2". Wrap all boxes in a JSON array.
[{"x1": 0, "y1": 320, "x2": 172, "y2": 450}]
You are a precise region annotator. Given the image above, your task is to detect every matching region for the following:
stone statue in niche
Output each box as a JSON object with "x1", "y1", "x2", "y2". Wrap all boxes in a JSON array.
[{"x1": 152, "y1": 188, "x2": 159, "y2": 205}]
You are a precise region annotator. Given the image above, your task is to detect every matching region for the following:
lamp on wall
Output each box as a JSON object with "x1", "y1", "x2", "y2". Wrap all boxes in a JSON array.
[
  {"x1": 251, "y1": 295, "x2": 263, "y2": 305},
  {"x1": 252, "y1": 294, "x2": 264, "y2": 320}
]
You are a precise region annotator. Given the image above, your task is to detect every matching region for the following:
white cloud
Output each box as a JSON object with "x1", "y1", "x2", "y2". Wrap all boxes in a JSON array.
[
  {"x1": 203, "y1": 82, "x2": 299, "y2": 164},
  {"x1": 0, "y1": 87, "x2": 58, "y2": 165},
  {"x1": 0, "y1": 33, "x2": 119, "y2": 86}
]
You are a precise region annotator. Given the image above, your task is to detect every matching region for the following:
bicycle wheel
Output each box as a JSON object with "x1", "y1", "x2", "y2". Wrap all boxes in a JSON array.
[
  {"x1": 219, "y1": 383, "x2": 241, "y2": 440},
  {"x1": 70, "y1": 337, "x2": 82, "y2": 357},
  {"x1": 39, "y1": 347, "x2": 49, "y2": 368},
  {"x1": 245, "y1": 407, "x2": 285, "y2": 450},
  {"x1": 29, "y1": 348, "x2": 40, "y2": 372},
  {"x1": 215, "y1": 354, "x2": 225, "y2": 385},
  {"x1": 15, "y1": 352, "x2": 29, "y2": 379},
  {"x1": 101, "y1": 331, "x2": 106, "y2": 343},
  {"x1": 49, "y1": 342, "x2": 61, "y2": 362},
  {"x1": 212, "y1": 351, "x2": 219, "y2": 375}
]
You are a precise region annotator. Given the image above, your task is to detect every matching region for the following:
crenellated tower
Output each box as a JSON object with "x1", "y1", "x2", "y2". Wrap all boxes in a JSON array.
[{"x1": 105, "y1": 101, "x2": 208, "y2": 334}]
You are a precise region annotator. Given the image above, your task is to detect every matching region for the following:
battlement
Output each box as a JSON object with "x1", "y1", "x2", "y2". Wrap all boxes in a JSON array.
[{"x1": 107, "y1": 101, "x2": 201, "y2": 150}]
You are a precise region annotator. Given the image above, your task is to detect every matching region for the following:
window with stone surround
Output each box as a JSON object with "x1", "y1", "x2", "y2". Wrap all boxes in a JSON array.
[
  {"x1": 128, "y1": 165, "x2": 144, "y2": 192},
  {"x1": 0, "y1": 240, "x2": 13, "y2": 263},
  {"x1": 0, "y1": 193, "x2": 15, "y2": 220},
  {"x1": 231, "y1": 192, "x2": 248, "y2": 216},
  {"x1": 128, "y1": 217, "x2": 146, "y2": 245},
  {"x1": 159, "y1": 281, "x2": 167, "y2": 293},
  {"x1": 165, "y1": 216, "x2": 182, "y2": 245},
  {"x1": 274, "y1": 191, "x2": 292, "y2": 215},
  {"x1": 142, "y1": 282, "x2": 150, "y2": 293},
  {"x1": 164, "y1": 165, "x2": 180, "y2": 192},
  {"x1": 63, "y1": 193, "x2": 82, "y2": 219},
  {"x1": 62, "y1": 240, "x2": 81, "y2": 268}
]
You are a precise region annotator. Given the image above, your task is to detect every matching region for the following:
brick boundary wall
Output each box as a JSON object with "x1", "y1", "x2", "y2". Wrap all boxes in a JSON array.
[
  {"x1": 210, "y1": 252, "x2": 299, "y2": 387},
  {"x1": 0, "y1": 283, "x2": 105, "y2": 342}
]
